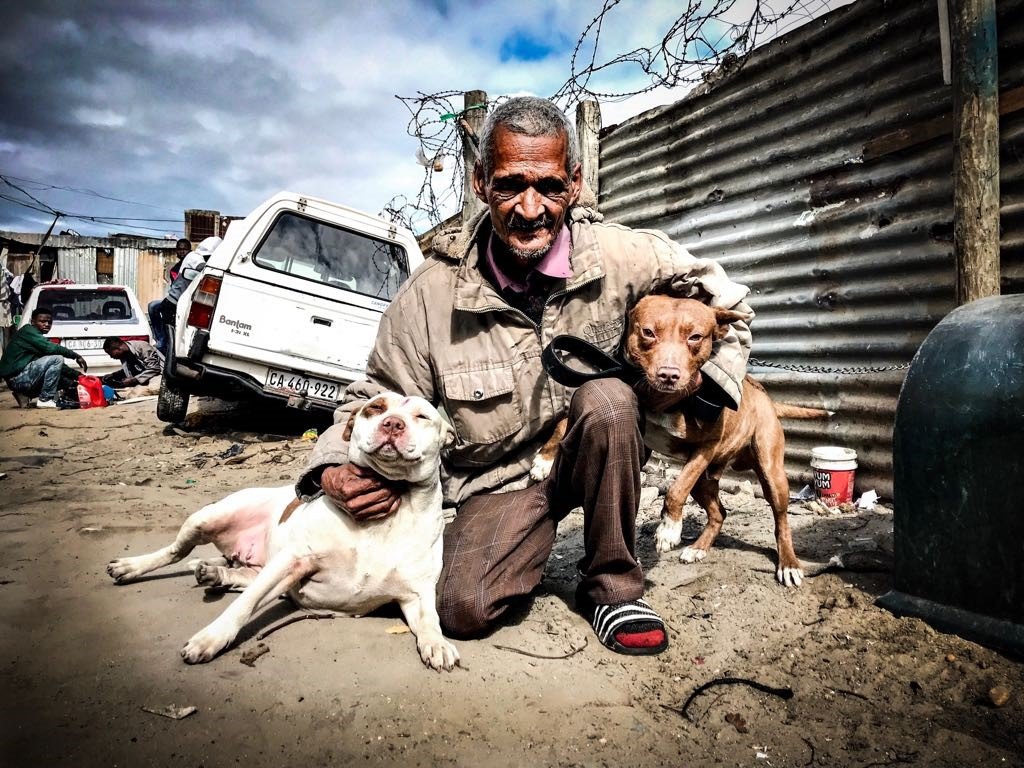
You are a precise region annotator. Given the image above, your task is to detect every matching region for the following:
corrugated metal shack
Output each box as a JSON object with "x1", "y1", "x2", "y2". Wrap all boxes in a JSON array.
[
  {"x1": 0, "y1": 232, "x2": 181, "y2": 308},
  {"x1": 598, "y1": 0, "x2": 1022, "y2": 497}
]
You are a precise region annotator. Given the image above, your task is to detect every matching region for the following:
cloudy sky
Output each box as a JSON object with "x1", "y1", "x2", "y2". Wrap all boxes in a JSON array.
[{"x1": 0, "y1": 0, "x2": 844, "y2": 239}]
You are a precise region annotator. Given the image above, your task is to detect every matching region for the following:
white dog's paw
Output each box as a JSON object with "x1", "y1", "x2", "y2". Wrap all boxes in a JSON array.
[
  {"x1": 777, "y1": 566, "x2": 804, "y2": 588},
  {"x1": 107, "y1": 557, "x2": 144, "y2": 584},
  {"x1": 181, "y1": 625, "x2": 232, "y2": 664},
  {"x1": 417, "y1": 634, "x2": 460, "y2": 672},
  {"x1": 529, "y1": 454, "x2": 554, "y2": 482},
  {"x1": 194, "y1": 562, "x2": 223, "y2": 587},
  {"x1": 654, "y1": 518, "x2": 683, "y2": 553},
  {"x1": 679, "y1": 546, "x2": 708, "y2": 564}
]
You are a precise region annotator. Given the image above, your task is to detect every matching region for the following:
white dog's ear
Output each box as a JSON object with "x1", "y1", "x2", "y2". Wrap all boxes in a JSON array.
[
  {"x1": 440, "y1": 418, "x2": 457, "y2": 448},
  {"x1": 342, "y1": 406, "x2": 361, "y2": 442}
]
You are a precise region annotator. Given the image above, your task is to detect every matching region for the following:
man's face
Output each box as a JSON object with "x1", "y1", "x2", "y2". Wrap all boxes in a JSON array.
[
  {"x1": 473, "y1": 125, "x2": 581, "y2": 267},
  {"x1": 31, "y1": 314, "x2": 52, "y2": 333},
  {"x1": 108, "y1": 342, "x2": 128, "y2": 360},
  {"x1": 176, "y1": 241, "x2": 191, "y2": 259}
]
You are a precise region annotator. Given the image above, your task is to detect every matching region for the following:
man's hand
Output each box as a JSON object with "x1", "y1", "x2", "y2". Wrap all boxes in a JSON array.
[
  {"x1": 122, "y1": 376, "x2": 138, "y2": 387},
  {"x1": 319, "y1": 463, "x2": 403, "y2": 521},
  {"x1": 75, "y1": 355, "x2": 88, "y2": 372}
]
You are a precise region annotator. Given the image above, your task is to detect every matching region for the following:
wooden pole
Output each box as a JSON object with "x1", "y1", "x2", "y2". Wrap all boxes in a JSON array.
[
  {"x1": 461, "y1": 90, "x2": 488, "y2": 225},
  {"x1": 575, "y1": 100, "x2": 602, "y2": 203},
  {"x1": 951, "y1": 0, "x2": 1000, "y2": 305}
]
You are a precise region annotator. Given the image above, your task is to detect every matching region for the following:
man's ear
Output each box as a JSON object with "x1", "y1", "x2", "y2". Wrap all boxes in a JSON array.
[
  {"x1": 341, "y1": 407, "x2": 360, "y2": 442},
  {"x1": 472, "y1": 161, "x2": 488, "y2": 204},
  {"x1": 713, "y1": 308, "x2": 748, "y2": 340}
]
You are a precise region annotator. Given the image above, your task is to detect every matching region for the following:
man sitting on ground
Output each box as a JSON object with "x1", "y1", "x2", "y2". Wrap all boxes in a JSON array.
[
  {"x1": 296, "y1": 96, "x2": 752, "y2": 657},
  {"x1": 0, "y1": 307, "x2": 87, "y2": 408},
  {"x1": 101, "y1": 337, "x2": 164, "y2": 398}
]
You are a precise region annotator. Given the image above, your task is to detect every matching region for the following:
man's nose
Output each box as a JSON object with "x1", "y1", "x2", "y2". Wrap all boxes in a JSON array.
[{"x1": 515, "y1": 186, "x2": 546, "y2": 220}]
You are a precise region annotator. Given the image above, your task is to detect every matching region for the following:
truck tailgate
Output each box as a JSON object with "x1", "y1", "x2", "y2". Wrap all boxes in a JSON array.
[{"x1": 206, "y1": 275, "x2": 380, "y2": 378}]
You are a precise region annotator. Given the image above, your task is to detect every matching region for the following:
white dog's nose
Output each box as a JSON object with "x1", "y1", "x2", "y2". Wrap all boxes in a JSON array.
[{"x1": 381, "y1": 415, "x2": 406, "y2": 435}]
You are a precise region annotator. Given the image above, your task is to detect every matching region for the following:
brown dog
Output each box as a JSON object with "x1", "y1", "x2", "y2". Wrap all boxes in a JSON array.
[{"x1": 532, "y1": 295, "x2": 827, "y2": 586}]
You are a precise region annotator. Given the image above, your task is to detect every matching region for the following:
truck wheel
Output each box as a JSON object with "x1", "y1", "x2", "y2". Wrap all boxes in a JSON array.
[{"x1": 157, "y1": 378, "x2": 190, "y2": 423}]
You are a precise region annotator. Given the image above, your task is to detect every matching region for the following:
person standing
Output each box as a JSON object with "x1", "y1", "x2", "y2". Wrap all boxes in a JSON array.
[
  {"x1": 0, "y1": 307, "x2": 87, "y2": 408},
  {"x1": 149, "y1": 238, "x2": 191, "y2": 355},
  {"x1": 158, "y1": 236, "x2": 222, "y2": 351}
]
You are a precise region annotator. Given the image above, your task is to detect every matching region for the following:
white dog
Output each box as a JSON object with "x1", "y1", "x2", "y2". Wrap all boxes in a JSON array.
[{"x1": 106, "y1": 392, "x2": 459, "y2": 671}]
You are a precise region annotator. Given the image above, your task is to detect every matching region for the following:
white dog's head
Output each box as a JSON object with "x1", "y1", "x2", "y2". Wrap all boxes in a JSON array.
[{"x1": 343, "y1": 392, "x2": 454, "y2": 484}]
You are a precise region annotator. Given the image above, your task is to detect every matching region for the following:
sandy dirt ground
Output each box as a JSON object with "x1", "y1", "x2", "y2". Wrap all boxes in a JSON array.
[{"x1": 1, "y1": 389, "x2": 1022, "y2": 768}]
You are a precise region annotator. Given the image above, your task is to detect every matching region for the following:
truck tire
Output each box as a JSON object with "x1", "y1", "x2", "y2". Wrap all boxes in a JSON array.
[{"x1": 157, "y1": 378, "x2": 190, "y2": 423}]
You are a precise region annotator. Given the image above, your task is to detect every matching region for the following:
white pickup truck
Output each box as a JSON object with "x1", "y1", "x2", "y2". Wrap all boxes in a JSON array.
[{"x1": 158, "y1": 192, "x2": 424, "y2": 422}]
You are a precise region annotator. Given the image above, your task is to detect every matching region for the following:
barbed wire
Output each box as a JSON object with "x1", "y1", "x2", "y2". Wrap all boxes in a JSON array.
[{"x1": 386, "y1": 0, "x2": 839, "y2": 231}]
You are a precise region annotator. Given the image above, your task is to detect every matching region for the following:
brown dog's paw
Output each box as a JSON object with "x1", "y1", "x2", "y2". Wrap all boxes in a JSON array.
[
  {"x1": 776, "y1": 565, "x2": 804, "y2": 587},
  {"x1": 655, "y1": 518, "x2": 684, "y2": 552},
  {"x1": 679, "y1": 546, "x2": 708, "y2": 564}
]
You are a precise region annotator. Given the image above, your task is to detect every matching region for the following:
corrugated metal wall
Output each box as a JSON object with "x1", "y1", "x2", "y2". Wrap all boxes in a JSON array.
[
  {"x1": 135, "y1": 249, "x2": 170, "y2": 306},
  {"x1": 113, "y1": 246, "x2": 140, "y2": 292},
  {"x1": 57, "y1": 247, "x2": 96, "y2": 283},
  {"x1": 599, "y1": 0, "x2": 1023, "y2": 498}
]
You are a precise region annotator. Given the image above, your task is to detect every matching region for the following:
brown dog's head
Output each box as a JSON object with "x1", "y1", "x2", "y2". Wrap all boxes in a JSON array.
[{"x1": 625, "y1": 295, "x2": 746, "y2": 403}]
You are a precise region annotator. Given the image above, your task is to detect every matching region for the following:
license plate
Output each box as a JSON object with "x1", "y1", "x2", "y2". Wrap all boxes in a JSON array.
[
  {"x1": 266, "y1": 370, "x2": 343, "y2": 402},
  {"x1": 65, "y1": 338, "x2": 104, "y2": 351}
]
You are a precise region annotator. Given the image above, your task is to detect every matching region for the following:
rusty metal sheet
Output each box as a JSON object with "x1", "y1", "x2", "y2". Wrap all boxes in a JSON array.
[{"x1": 599, "y1": 0, "x2": 1023, "y2": 498}]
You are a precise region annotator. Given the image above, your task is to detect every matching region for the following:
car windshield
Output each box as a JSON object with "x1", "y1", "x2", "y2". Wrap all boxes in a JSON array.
[
  {"x1": 253, "y1": 212, "x2": 410, "y2": 301},
  {"x1": 37, "y1": 288, "x2": 135, "y2": 322}
]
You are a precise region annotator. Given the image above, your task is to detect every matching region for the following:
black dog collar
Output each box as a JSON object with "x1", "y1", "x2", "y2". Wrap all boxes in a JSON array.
[{"x1": 541, "y1": 335, "x2": 643, "y2": 388}]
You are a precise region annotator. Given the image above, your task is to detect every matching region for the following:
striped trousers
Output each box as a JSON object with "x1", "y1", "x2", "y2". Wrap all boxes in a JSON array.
[{"x1": 438, "y1": 378, "x2": 647, "y2": 638}]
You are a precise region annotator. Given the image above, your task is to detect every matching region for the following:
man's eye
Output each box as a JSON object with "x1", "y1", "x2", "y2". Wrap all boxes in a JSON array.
[
  {"x1": 491, "y1": 180, "x2": 524, "y2": 195},
  {"x1": 537, "y1": 180, "x2": 567, "y2": 197}
]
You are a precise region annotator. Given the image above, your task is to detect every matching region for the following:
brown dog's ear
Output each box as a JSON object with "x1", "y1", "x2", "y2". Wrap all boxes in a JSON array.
[
  {"x1": 713, "y1": 308, "x2": 748, "y2": 340},
  {"x1": 341, "y1": 407, "x2": 360, "y2": 442}
]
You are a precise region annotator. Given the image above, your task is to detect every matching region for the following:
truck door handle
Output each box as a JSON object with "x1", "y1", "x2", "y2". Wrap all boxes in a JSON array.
[{"x1": 312, "y1": 317, "x2": 332, "y2": 327}]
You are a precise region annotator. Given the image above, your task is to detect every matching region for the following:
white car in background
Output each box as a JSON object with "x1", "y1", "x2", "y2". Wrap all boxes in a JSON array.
[
  {"x1": 19, "y1": 283, "x2": 153, "y2": 376},
  {"x1": 160, "y1": 192, "x2": 424, "y2": 423}
]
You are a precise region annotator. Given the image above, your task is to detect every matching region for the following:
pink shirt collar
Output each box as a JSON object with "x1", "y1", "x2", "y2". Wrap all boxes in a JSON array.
[{"x1": 485, "y1": 225, "x2": 572, "y2": 293}]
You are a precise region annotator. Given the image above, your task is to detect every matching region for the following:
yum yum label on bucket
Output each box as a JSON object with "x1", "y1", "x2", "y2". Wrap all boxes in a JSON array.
[{"x1": 811, "y1": 446, "x2": 857, "y2": 507}]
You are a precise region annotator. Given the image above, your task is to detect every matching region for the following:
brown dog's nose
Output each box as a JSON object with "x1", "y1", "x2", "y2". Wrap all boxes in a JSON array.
[
  {"x1": 656, "y1": 367, "x2": 681, "y2": 386},
  {"x1": 381, "y1": 415, "x2": 406, "y2": 434}
]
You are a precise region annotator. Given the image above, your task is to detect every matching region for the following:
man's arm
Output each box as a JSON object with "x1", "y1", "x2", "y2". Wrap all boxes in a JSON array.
[
  {"x1": 295, "y1": 294, "x2": 435, "y2": 505},
  {"x1": 24, "y1": 328, "x2": 88, "y2": 371}
]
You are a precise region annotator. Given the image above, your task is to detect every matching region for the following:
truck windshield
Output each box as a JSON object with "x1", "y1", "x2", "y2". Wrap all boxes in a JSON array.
[{"x1": 253, "y1": 212, "x2": 410, "y2": 301}]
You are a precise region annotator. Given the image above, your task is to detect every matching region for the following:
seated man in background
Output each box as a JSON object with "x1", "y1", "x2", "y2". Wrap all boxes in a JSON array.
[
  {"x1": 0, "y1": 307, "x2": 87, "y2": 408},
  {"x1": 101, "y1": 337, "x2": 164, "y2": 398}
]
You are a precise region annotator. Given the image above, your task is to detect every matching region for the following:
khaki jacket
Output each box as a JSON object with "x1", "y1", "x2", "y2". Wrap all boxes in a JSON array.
[{"x1": 297, "y1": 207, "x2": 753, "y2": 507}]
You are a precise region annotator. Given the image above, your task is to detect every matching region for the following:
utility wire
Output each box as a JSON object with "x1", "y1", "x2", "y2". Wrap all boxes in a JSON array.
[
  {"x1": 1, "y1": 175, "x2": 59, "y2": 215},
  {"x1": 0, "y1": 171, "x2": 179, "y2": 212}
]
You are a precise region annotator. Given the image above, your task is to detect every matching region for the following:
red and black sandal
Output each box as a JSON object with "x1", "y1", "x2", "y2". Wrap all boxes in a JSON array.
[{"x1": 590, "y1": 598, "x2": 669, "y2": 656}]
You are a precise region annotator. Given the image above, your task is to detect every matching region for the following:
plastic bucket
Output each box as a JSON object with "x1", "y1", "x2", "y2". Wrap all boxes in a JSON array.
[
  {"x1": 76, "y1": 375, "x2": 108, "y2": 409},
  {"x1": 811, "y1": 446, "x2": 857, "y2": 507}
]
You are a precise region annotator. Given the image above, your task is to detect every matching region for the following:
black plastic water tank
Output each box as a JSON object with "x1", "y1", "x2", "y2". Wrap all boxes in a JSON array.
[{"x1": 878, "y1": 294, "x2": 1024, "y2": 654}]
